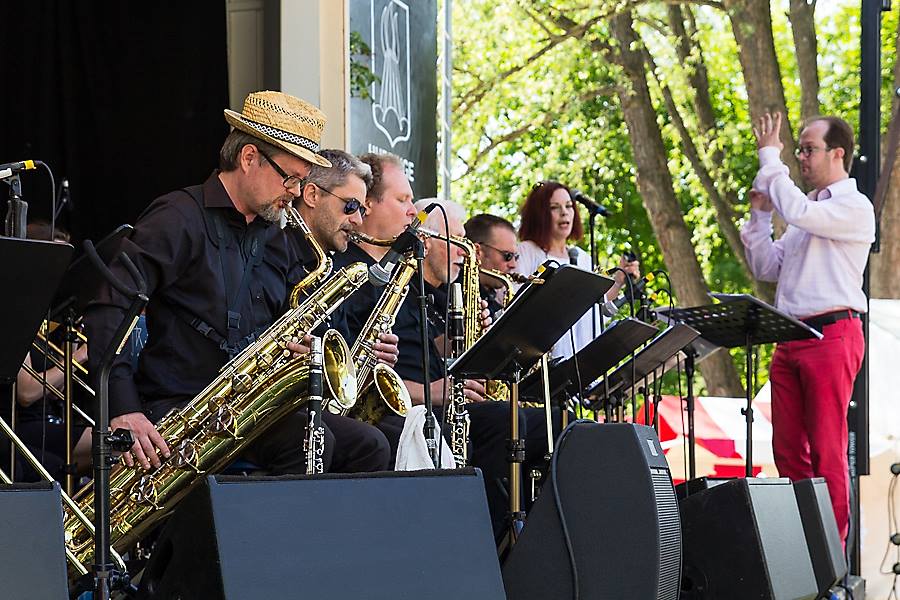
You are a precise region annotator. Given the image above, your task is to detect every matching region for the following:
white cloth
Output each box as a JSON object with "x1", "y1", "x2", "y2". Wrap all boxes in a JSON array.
[
  {"x1": 395, "y1": 405, "x2": 457, "y2": 470},
  {"x1": 515, "y1": 240, "x2": 615, "y2": 360},
  {"x1": 741, "y1": 146, "x2": 875, "y2": 318}
]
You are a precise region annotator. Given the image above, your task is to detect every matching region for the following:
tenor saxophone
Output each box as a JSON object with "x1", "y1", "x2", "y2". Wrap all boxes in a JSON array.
[{"x1": 63, "y1": 207, "x2": 367, "y2": 573}]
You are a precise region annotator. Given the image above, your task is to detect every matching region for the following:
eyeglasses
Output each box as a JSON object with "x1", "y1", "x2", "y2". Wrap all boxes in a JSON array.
[
  {"x1": 794, "y1": 145, "x2": 832, "y2": 157},
  {"x1": 482, "y1": 242, "x2": 519, "y2": 262},
  {"x1": 314, "y1": 184, "x2": 367, "y2": 217},
  {"x1": 258, "y1": 148, "x2": 305, "y2": 191}
]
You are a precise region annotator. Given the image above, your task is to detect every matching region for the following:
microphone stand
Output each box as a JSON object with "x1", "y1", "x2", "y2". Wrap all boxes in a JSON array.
[
  {"x1": 3, "y1": 173, "x2": 27, "y2": 238},
  {"x1": 684, "y1": 348, "x2": 697, "y2": 480},
  {"x1": 415, "y1": 238, "x2": 438, "y2": 467},
  {"x1": 587, "y1": 204, "x2": 603, "y2": 340},
  {"x1": 3, "y1": 174, "x2": 26, "y2": 479},
  {"x1": 83, "y1": 242, "x2": 147, "y2": 599}
]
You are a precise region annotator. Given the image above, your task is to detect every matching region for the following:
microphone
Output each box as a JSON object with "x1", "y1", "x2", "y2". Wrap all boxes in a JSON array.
[
  {"x1": 0, "y1": 160, "x2": 37, "y2": 179},
  {"x1": 567, "y1": 246, "x2": 579, "y2": 266},
  {"x1": 570, "y1": 190, "x2": 610, "y2": 217},
  {"x1": 601, "y1": 271, "x2": 656, "y2": 317},
  {"x1": 368, "y1": 202, "x2": 439, "y2": 286}
]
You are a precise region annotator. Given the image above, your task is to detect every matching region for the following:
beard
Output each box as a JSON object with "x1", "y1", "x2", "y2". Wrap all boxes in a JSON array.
[{"x1": 256, "y1": 196, "x2": 289, "y2": 223}]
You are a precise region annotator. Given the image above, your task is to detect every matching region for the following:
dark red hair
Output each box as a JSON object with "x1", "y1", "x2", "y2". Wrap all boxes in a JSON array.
[{"x1": 518, "y1": 180, "x2": 583, "y2": 250}]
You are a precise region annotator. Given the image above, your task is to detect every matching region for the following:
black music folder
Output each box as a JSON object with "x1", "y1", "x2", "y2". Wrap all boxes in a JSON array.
[
  {"x1": 519, "y1": 317, "x2": 659, "y2": 402},
  {"x1": 449, "y1": 264, "x2": 615, "y2": 381},
  {"x1": 0, "y1": 237, "x2": 73, "y2": 381}
]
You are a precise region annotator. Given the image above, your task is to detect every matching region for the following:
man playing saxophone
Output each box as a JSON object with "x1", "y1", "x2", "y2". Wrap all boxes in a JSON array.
[
  {"x1": 463, "y1": 213, "x2": 520, "y2": 319},
  {"x1": 84, "y1": 92, "x2": 390, "y2": 476},
  {"x1": 287, "y1": 148, "x2": 399, "y2": 471}
]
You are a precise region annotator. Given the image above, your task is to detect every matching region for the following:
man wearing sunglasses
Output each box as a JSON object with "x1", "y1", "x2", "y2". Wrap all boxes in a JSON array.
[
  {"x1": 741, "y1": 112, "x2": 875, "y2": 547},
  {"x1": 85, "y1": 91, "x2": 390, "y2": 477},
  {"x1": 464, "y1": 213, "x2": 519, "y2": 318}
]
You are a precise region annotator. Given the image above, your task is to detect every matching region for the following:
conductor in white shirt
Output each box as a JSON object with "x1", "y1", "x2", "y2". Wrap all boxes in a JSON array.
[{"x1": 741, "y1": 112, "x2": 874, "y2": 546}]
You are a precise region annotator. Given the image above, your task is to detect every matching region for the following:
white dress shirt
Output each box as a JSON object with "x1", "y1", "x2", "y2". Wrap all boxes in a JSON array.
[
  {"x1": 741, "y1": 146, "x2": 875, "y2": 319},
  {"x1": 515, "y1": 240, "x2": 616, "y2": 359}
]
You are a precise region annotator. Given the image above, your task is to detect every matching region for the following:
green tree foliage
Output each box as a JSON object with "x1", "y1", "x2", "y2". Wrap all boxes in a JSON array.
[{"x1": 450, "y1": 0, "x2": 897, "y2": 394}]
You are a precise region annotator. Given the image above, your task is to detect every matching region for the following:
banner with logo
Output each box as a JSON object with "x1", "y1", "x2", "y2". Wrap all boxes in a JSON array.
[{"x1": 349, "y1": 0, "x2": 438, "y2": 199}]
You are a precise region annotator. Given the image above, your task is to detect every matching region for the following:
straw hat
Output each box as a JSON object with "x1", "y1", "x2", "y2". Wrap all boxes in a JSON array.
[{"x1": 224, "y1": 91, "x2": 332, "y2": 168}]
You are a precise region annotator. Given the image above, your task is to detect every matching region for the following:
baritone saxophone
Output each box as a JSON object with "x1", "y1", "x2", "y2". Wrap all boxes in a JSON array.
[{"x1": 63, "y1": 206, "x2": 366, "y2": 575}]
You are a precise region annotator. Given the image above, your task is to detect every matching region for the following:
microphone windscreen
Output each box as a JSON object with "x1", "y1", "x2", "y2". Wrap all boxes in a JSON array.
[{"x1": 367, "y1": 263, "x2": 392, "y2": 287}]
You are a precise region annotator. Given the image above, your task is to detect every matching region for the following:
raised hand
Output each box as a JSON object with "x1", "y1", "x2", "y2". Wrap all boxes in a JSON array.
[{"x1": 752, "y1": 112, "x2": 784, "y2": 151}]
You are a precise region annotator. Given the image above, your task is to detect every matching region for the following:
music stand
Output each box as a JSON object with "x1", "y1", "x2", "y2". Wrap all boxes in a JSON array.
[
  {"x1": 0, "y1": 237, "x2": 73, "y2": 482},
  {"x1": 52, "y1": 224, "x2": 132, "y2": 317},
  {"x1": 518, "y1": 318, "x2": 659, "y2": 403},
  {"x1": 585, "y1": 322, "x2": 700, "y2": 405},
  {"x1": 664, "y1": 294, "x2": 821, "y2": 477},
  {"x1": 450, "y1": 264, "x2": 614, "y2": 549},
  {"x1": 50, "y1": 224, "x2": 132, "y2": 495},
  {"x1": 653, "y1": 309, "x2": 721, "y2": 479}
]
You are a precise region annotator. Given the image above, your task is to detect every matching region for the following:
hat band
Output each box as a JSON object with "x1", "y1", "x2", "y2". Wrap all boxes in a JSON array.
[{"x1": 241, "y1": 117, "x2": 320, "y2": 153}]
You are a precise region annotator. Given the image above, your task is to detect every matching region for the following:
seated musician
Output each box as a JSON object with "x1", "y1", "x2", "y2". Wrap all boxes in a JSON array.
[
  {"x1": 334, "y1": 154, "x2": 552, "y2": 538},
  {"x1": 0, "y1": 221, "x2": 92, "y2": 482},
  {"x1": 463, "y1": 214, "x2": 519, "y2": 319},
  {"x1": 288, "y1": 148, "x2": 397, "y2": 472},
  {"x1": 84, "y1": 91, "x2": 389, "y2": 475},
  {"x1": 515, "y1": 180, "x2": 640, "y2": 359}
]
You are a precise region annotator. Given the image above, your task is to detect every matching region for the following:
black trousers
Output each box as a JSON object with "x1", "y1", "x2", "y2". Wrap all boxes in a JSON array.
[{"x1": 145, "y1": 400, "x2": 390, "y2": 475}]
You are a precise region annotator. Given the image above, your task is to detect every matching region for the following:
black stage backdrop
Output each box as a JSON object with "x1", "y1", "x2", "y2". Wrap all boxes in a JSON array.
[{"x1": 0, "y1": 1, "x2": 229, "y2": 244}]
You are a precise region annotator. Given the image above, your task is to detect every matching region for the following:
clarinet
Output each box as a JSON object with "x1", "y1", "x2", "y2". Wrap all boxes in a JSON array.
[
  {"x1": 446, "y1": 283, "x2": 471, "y2": 467},
  {"x1": 305, "y1": 336, "x2": 326, "y2": 475}
]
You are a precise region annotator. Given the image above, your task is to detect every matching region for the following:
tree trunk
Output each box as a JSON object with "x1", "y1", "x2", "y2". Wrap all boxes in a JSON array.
[
  {"x1": 788, "y1": 0, "x2": 820, "y2": 121},
  {"x1": 723, "y1": 0, "x2": 801, "y2": 183},
  {"x1": 646, "y1": 47, "x2": 775, "y2": 302},
  {"x1": 869, "y1": 27, "x2": 900, "y2": 298},
  {"x1": 666, "y1": 5, "x2": 775, "y2": 303},
  {"x1": 609, "y1": 12, "x2": 745, "y2": 397}
]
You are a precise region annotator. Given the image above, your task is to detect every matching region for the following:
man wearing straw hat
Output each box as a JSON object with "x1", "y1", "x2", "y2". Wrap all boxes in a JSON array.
[{"x1": 85, "y1": 91, "x2": 390, "y2": 474}]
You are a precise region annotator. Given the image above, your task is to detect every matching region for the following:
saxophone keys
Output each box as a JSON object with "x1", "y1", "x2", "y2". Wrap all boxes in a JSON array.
[
  {"x1": 170, "y1": 439, "x2": 202, "y2": 473},
  {"x1": 256, "y1": 351, "x2": 274, "y2": 370},
  {"x1": 208, "y1": 406, "x2": 237, "y2": 436},
  {"x1": 129, "y1": 475, "x2": 160, "y2": 510},
  {"x1": 231, "y1": 373, "x2": 253, "y2": 394}
]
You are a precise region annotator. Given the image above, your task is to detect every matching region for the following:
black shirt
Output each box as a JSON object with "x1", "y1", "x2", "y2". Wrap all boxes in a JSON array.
[
  {"x1": 333, "y1": 242, "x2": 443, "y2": 383},
  {"x1": 84, "y1": 172, "x2": 310, "y2": 418}
]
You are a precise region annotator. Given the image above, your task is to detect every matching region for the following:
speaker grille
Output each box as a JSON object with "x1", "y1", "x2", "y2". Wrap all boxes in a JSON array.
[{"x1": 652, "y1": 469, "x2": 682, "y2": 600}]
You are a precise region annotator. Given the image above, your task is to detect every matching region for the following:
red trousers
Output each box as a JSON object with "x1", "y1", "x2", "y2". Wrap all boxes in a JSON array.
[{"x1": 769, "y1": 316, "x2": 864, "y2": 543}]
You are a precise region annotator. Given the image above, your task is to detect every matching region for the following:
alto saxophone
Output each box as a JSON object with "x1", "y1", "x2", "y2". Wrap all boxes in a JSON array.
[
  {"x1": 420, "y1": 230, "x2": 511, "y2": 405},
  {"x1": 64, "y1": 207, "x2": 366, "y2": 573}
]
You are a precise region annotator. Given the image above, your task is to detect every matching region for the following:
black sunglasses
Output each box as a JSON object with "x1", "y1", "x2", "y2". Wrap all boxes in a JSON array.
[
  {"x1": 482, "y1": 242, "x2": 519, "y2": 262},
  {"x1": 314, "y1": 183, "x2": 367, "y2": 217},
  {"x1": 258, "y1": 148, "x2": 305, "y2": 191}
]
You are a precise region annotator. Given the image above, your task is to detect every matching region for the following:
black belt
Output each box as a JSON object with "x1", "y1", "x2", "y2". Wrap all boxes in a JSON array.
[{"x1": 801, "y1": 309, "x2": 861, "y2": 330}]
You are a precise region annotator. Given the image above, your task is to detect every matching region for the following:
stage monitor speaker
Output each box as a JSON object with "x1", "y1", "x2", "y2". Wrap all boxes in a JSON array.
[
  {"x1": 793, "y1": 478, "x2": 847, "y2": 596},
  {"x1": 679, "y1": 477, "x2": 818, "y2": 599},
  {"x1": 0, "y1": 481, "x2": 68, "y2": 600},
  {"x1": 137, "y1": 468, "x2": 505, "y2": 600},
  {"x1": 674, "y1": 476, "x2": 731, "y2": 501},
  {"x1": 502, "y1": 422, "x2": 682, "y2": 600}
]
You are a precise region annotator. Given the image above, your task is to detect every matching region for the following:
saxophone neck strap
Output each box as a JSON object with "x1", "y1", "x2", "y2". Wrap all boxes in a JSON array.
[{"x1": 175, "y1": 187, "x2": 268, "y2": 358}]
